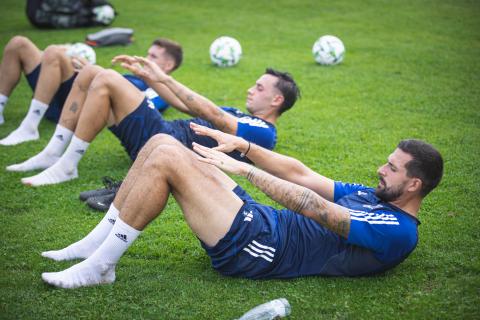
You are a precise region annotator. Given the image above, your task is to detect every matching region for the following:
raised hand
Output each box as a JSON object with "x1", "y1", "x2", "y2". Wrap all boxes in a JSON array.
[
  {"x1": 115, "y1": 55, "x2": 169, "y2": 83},
  {"x1": 111, "y1": 54, "x2": 137, "y2": 65},
  {"x1": 192, "y1": 142, "x2": 250, "y2": 176},
  {"x1": 190, "y1": 122, "x2": 248, "y2": 153},
  {"x1": 71, "y1": 56, "x2": 89, "y2": 71}
]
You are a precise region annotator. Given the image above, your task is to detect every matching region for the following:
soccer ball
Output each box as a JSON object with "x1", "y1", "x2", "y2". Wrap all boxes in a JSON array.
[
  {"x1": 312, "y1": 35, "x2": 345, "y2": 65},
  {"x1": 66, "y1": 43, "x2": 96, "y2": 64},
  {"x1": 92, "y1": 5, "x2": 115, "y2": 25},
  {"x1": 209, "y1": 36, "x2": 242, "y2": 67}
]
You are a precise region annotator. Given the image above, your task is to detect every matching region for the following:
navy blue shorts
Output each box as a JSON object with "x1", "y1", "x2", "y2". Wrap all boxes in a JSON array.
[
  {"x1": 109, "y1": 98, "x2": 187, "y2": 160},
  {"x1": 26, "y1": 65, "x2": 77, "y2": 123},
  {"x1": 109, "y1": 98, "x2": 247, "y2": 162},
  {"x1": 201, "y1": 185, "x2": 284, "y2": 279}
]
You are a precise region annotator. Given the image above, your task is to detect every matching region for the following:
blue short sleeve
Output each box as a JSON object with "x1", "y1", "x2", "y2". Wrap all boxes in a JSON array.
[
  {"x1": 334, "y1": 181, "x2": 370, "y2": 202},
  {"x1": 145, "y1": 88, "x2": 169, "y2": 112},
  {"x1": 347, "y1": 209, "x2": 417, "y2": 263},
  {"x1": 218, "y1": 107, "x2": 277, "y2": 150},
  {"x1": 236, "y1": 121, "x2": 276, "y2": 150}
]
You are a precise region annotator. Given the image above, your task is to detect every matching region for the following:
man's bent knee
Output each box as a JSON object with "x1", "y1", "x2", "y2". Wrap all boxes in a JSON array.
[
  {"x1": 92, "y1": 69, "x2": 123, "y2": 86},
  {"x1": 42, "y1": 45, "x2": 65, "y2": 64},
  {"x1": 75, "y1": 64, "x2": 104, "y2": 90},
  {"x1": 147, "y1": 143, "x2": 186, "y2": 169},
  {"x1": 5, "y1": 36, "x2": 31, "y2": 52},
  {"x1": 148, "y1": 134, "x2": 181, "y2": 148}
]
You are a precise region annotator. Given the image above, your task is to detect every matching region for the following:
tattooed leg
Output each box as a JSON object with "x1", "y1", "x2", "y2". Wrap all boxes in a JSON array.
[{"x1": 59, "y1": 64, "x2": 104, "y2": 131}]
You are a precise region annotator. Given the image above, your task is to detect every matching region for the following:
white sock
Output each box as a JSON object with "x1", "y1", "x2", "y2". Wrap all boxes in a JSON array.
[
  {"x1": 21, "y1": 135, "x2": 89, "y2": 186},
  {"x1": 0, "y1": 99, "x2": 47, "y2": 145},
  {"x1": 0, "y1": 94, "x2": 7, "y2": 125},
  {"x1": 41, "y1": 217, "x2": 141, "y2": 289},
  {"x1": 6, "y1": 124, "x2": 74, "y2": 172},
  {"x1": 42, "y1": 204, "x2": 119, "y2": 261}
]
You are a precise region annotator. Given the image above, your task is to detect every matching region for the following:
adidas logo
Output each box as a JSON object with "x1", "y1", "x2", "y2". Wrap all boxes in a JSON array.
[
  {"x1": 33, "y1": 109, "x2": 41, "y2": 115},
  {"x1": 243, "y1": 210, "x2": 253, "y2": 222},
  {"x1": 115, "y1": 233, "x2": 127, "y2": 242},
  {"x1": 55, "y1": 134, "x2": 64, "y2": 141},
  {"x1": 75, "y1": 149, "x2": 85, "y2": 155},
  {"x1": 108, "y1": 218, "x2": 116, "y2": 225}
]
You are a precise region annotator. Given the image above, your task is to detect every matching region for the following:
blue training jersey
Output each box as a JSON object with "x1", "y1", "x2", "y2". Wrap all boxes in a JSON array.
[
  {"x1": 263, "y1": 181, "x2": 419, "y2": 278},
  {"x1": 222, "y1": 107, "x2": 277, "y2": 150},
  {"x1": 172, "y1": 106, "x2": 277, "y2": 156},
  {"x1": 123, "y1": 74, "x2": 169, "y2": 112}
]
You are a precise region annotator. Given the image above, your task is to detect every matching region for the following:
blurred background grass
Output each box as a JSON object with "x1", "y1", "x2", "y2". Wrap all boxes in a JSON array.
[{"x1": 0, "y1": 0, "x2": 478, "y2": 318}]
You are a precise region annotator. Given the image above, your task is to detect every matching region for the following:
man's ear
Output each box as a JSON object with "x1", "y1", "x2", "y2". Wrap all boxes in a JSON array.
[
  {"x1": 164, "y1": 59, "x2": 175, "y2": 74},
  {"x1": 272, "y1": 94, "x2": 284, "y2": 108},
  {"x1": 407, "y1": 178, "x2": 422, "y2": 194}
]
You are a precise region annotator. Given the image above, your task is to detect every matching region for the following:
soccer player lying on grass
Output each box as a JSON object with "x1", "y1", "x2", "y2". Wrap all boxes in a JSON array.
[
  {"x1": 0, "y1": 36, "x2": 181, "y2": 146},
  {"x1": 40, "y1": 124, "x2": 443, "y2": 288},
  {"x1": 10, "y1": 54, "x2": 300, "y2": 187}
]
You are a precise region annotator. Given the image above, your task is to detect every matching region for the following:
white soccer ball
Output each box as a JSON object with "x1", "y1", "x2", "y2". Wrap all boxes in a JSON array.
[
  {"x1": 93, "y1": 5, "x2": 115, "y2": 25},
  {"x1": 312, "y1": 35, "x2": 345, "y2": 65},
  {"x1": 209, "y1": 36, "x2": 242, "y2": 67},
  {"x1": 66, "y1": 43, "x2": 96, "y2": 64}
]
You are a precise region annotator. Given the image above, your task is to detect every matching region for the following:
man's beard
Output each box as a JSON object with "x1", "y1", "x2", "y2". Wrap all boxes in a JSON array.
[{"x1": 375, "y1": 178, "x2": 406, "y2": 202}]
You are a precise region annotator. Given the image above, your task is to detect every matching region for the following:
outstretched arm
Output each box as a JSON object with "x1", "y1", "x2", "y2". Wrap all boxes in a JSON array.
[
  {"x1": 116, "y1": 55, "x2": 239, "y2": 134},
  {"x1": 112, "y1": 55, "x2": 192, "y2": 115},
  {"x1": 193, "y1": 142, "x2": 350, "y2": 238},
  {"x1": 190, "y1": 122, "x2": 335, "y2": 201}
]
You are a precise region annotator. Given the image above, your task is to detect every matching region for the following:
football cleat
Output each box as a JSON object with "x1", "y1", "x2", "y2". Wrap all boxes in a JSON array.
[
  {"x1": 86, "y1": 192, "x2": 115, "y2": 212},
  {"x1": 79, "y1": 176, "x2": 122, "y2": 201}
]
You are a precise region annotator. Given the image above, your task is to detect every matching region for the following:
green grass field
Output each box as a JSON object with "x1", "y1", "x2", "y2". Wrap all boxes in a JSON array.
[{"x1": 0, "y1": 0, "x2": 479, "y2": 318}]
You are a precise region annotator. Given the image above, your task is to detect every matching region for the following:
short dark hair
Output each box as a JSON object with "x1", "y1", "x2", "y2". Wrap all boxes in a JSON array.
[
  {"x1": 152, "y1": 38, "x2": 183, "y2": 71},
  {"x1": 265, "y1": 68, "x2": 301, "y2": 114},
  {"x1": 397, "y1": 139, "x2": 443, "y2": 197}
]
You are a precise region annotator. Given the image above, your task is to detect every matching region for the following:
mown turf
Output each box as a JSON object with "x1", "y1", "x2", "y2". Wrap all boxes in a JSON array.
[{"x1": 0, "y1": 0, "x2": 479, "y2": 319}]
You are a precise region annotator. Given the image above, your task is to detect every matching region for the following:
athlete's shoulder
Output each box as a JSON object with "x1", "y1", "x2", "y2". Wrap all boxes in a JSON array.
[{"x1": 334, "y1": 181, "x2": 375, "y2": 203}]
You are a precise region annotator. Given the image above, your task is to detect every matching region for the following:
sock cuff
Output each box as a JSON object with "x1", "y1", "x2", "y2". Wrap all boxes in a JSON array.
[
  {"x1": 56, "y1": 124, "x2": 74, "y2": 136},
  {"x1": 70, "y1": 135, "x2": 91, "y2": 150},
  {"x1": 0, "y1": 94, "x2": 7, "y2": 109},
  {"x1": 105, "y1": 204, "x2": 119, "y2": 223},
  {"x1": 115, "y1": 217, "x2": 141, "y2": 235},
  {"x1": 31, "y1": 99, "x2": 49, "y2": 110}
]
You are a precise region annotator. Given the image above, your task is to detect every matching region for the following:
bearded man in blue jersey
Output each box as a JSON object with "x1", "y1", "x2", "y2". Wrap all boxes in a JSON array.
[{"x1": 40, "y1": 123, "x2": 443, "y2": 288}]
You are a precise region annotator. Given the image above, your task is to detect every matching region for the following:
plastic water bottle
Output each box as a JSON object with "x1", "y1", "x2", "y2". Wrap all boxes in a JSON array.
[{"x1": 236, "y1": 298, "x2": 291, "y2": 320}]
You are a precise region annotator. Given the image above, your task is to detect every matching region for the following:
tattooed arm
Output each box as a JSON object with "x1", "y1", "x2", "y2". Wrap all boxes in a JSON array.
[
  {"x1": 246, "y1": 167, "x2": 350, "y2": 238},
  {"x1": 118, "y1": 55, "x2": 238, "y2": 134},
  {"x1": 193, "y1": 143, "x2": 350, "y2": 238}
]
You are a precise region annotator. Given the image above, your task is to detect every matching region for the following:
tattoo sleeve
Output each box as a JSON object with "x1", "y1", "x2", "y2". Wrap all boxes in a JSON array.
[{"x1": 246, "y1": 167, "x2": 351, "y2": 238}]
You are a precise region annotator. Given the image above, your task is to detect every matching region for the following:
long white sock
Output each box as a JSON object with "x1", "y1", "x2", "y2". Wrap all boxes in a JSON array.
[
  {"x1": 0, "y1": 94, "x2": 7, "y2": 125},
  {"x1": 21, "y1": 135, "x2": 89, "y2": 186},
  {"x1": 6, "y1": 124, "x2": 74, "y2": 172},
  {"x1": 0, "y1": 99, "x2": 48, "y2": 145},
  {"x1": 42, "y1": 204, "x2": 119, "y2": 261},
  {"x1": 41, "y1": 217, "x2": 141, "y2": 289}
]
